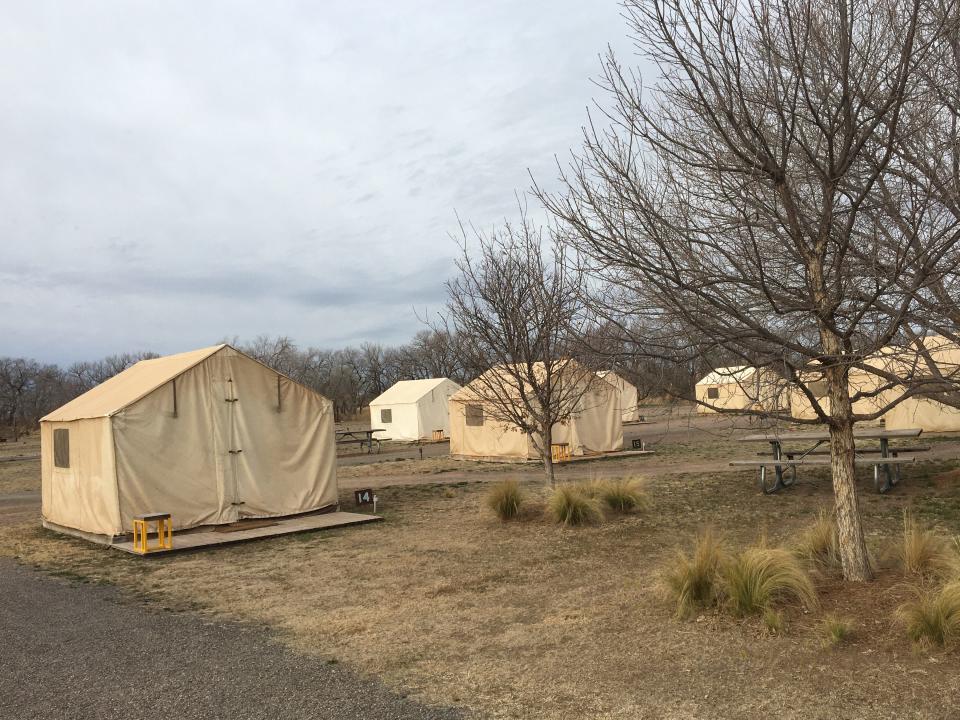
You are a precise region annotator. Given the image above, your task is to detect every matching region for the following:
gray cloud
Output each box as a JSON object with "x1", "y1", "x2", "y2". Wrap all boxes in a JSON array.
[{"x1": 0, "y1": 0, "x2": 636, "y2": 364}]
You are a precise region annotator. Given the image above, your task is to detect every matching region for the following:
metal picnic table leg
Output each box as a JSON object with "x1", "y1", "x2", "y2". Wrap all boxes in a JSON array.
[
  {"x1": 874, "y1": 438, "x2": 894, "y2": 493},
  {"x1": 759, "y1": 440, "x2": 788, "y2": 494}
]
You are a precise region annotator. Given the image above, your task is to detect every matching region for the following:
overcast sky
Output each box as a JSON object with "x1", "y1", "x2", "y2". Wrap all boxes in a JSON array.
[{"x1": 0, "y1": 1, "x2": 636, "y2": 365}]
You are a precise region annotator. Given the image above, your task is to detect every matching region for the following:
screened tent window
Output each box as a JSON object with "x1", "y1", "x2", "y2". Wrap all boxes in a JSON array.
[
  {"x1": 53, "y1": 428, "x2": 70, "y2": 468},
  {"x1": 706, "y1": 387, "x2": 720, "y2": 400},
  {"x1": 465, "y1": 404, "x2": 484, "y2": 426},
  {"x1": 380, "y1": 408, "x2": 392, "y2": 423},
  {"x1": 807, "y1": 381, "x2": 828, "y2": 397}
]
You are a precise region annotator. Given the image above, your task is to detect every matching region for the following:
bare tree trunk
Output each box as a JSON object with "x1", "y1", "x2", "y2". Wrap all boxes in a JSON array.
[
  {"x1": 827, "y1": 367, "x2": 873, "y2": 582},
  {"x1": 541, "y1": 422, "x2": 555, "y2": 486}
]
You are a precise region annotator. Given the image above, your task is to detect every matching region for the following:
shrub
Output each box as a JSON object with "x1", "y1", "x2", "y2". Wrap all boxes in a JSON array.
[
  {"x1": 896, "y1": 511, "x2": 957, "y2": 579},
  {"x1": 819, "y1": 615, "x2": 854, "y2": 648},
  {"x1": 794, "y1": 510, "x2": 840, "y2": 569},
  {"x1": 485, "y1": 480, "x2": 525, "y2": 521},
  {"x1": 898, "y1": 582, "x2": 960, "y2": 646},
  {"x1": 662, "y1": 528, "x2": 728, "y2": 619},
  {"x1": 593, "y1": 478, "x2": 650, "y2": 514},
  {"x1": 547, "y1": 484, "x2": 603, "y2": 526},
  {"x1": 762, "y1": 608, "x2": 785, "y2": 635},
  {"x1": 722, "y1": 546, "x2": 819, "y2": 616}
]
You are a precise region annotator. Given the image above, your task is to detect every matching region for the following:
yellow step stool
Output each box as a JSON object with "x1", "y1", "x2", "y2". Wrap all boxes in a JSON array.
[
  {"x1": 551, "y1": 443, "x2": 571, "y2": 463},
  {"x1": 133, "y1": 512, "x2": 173, "y2": 554}
]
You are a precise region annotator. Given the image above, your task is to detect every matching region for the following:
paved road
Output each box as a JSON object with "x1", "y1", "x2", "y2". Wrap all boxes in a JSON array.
[{"x1": 0, "y1": 559, "x2": 463, "y2": 720}]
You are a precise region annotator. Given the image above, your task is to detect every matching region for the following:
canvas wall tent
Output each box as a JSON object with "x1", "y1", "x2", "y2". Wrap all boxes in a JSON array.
[
  {"x1": 40, "y1": 344, "x2": 338, "y2": 539},
  {"x1": 597, "y1": 371, "x2": 640, "y2": 423},
  {"x1": 695, "y1": 366, "x2": 788, "y2": 414},
  {"x1": 449, "y1": 362, "x2": 623, "y2": 461},
  {"x1": 791, "y1": 336, "x2": 960, "y2": 431},
  {"x1": 369, "y1": 378, "x2": 462, "y2": 441}
]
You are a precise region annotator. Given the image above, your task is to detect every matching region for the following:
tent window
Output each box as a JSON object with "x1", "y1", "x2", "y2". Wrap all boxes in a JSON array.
[
  {"x1": 807, "y1": 381, "x2": 828, "y2": 397},
  {"x1": 466, "y1": 404, "x2": 484, "y2": 426},
  {"x1": 706, "y1": 387, "x2": 720, "y2": 399},
  {"x1": 380, "y1": 408, "x2": 392, "y2": 424},
  {"x1": 54, "y1": 429, "x2": 70, "y2": 468}
]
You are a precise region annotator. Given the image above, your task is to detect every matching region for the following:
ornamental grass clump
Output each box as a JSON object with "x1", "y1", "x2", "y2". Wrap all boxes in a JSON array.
[
  {"x1": 547, "y1": 483, "x2": 603, "y2": 526},
  {"x1": 661, "y1": 528, "x2": 727, "y2": 619},
  {"x1": 722, "y1": 546, "x2": 819, "y2": 617},
  {"x1": 896, "y1": 511, "x2": 958, "y2": 580},
  {"x1": 897, "y1": 582, "x2": 960, "y2": 647},
  {"x1": 593, "y1": 477, "x2": 650, "y2": 514},
  {"x1": 485, "y1": 480, "x2": 525, "y2": 521},
  {"x1": 794, "y1": 509, "x2": 840, "y2": 570}
]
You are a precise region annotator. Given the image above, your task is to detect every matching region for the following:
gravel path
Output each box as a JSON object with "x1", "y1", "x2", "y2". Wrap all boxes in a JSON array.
[{"x1": 0, "y1": 559, "x2": 463, "y2": 720}]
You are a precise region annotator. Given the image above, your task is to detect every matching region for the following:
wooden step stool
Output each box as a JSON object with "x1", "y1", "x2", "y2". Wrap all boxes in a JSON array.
[
  {"x1": 133, "y1": 512, "x2": 173, "y2": 554},
  {"x1": 551, "y1": 443, "x2": 571, "y2": 463}
]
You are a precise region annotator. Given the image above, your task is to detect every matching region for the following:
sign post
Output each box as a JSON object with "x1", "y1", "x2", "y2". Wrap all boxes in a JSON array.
[{"x1": 354, "y1": 488, "x2": 378, "y2": 513}]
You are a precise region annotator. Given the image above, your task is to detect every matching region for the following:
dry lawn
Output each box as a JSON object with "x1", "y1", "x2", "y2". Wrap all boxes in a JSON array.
[
  {"x1": 4, "y1": 451, "x2": 960, "y2": 718},
  {"x1": 0, "y1": 435, "x2": 41, "y2": 494},
  {"x1": 339, "y1": 456, "x2": 517, "y2": 480}
]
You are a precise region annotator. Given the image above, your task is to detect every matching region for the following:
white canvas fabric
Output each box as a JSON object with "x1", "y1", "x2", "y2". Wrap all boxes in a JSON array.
[
  {"x1": 790, "y1": 336, "x2": 960, "y2": 430},
  {"x1": 695, "y1": 366, "x2": 787, "y2": 414},
  {"x1": 41, "y1": 345, "x2": 338, "y2": 537},
  {"x1": 369, "y1": 378, "x2": 461, "y2": 441},
  {"x1": 597, "y1": 371, "x2": 640, "y2": 422},
  {"x1": 449, "y1": 362, "x2": 623, "y2": 460}
]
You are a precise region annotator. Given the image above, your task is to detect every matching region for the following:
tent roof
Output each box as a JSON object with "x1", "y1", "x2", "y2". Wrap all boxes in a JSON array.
[
  {"x1": 696, "y1": 365, "x2": 757, "y2": 386},
  {"x1": 369, "y1": 378, "x2": 458, "y2": 406},
  {"x1": 42, "y1": 345, "x2": 227, "y2": 422},
  {"x1": 451, "y1": 360, "x2": 602, "y2": 403},
  {"x1": 597, "y1": 370, "x2": 636, "y2": 389}
]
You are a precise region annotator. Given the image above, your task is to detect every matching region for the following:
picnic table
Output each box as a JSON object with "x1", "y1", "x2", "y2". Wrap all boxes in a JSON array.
[
  {"x1": 335, "y1": 429, "x2": 387, "y2": 454},
  {"x1": 732, "y1": 428, "x2": 929, "y2": 494}
]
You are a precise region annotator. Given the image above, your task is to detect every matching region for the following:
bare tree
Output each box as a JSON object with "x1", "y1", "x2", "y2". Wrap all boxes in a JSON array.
[
  {"x1": 539, "y1": 0, "x2": 960, "y2": 580},
  {"x1": 440, "y1": 213, "x2": 602, "y2": 485}
]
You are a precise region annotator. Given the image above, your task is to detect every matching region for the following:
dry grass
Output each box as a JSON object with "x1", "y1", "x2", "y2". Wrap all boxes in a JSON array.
[
  {"x1": 0, "y1": 458, "x2": 42, "y2": 494},
  {"x1": 762, "y1": 607, "x2": 785, "y2": 635},
  {"x1": 896, "y1": 510, "x2": 958, "y2": 580},
  {"x1": 485, "y1": 479, "x2": 525, "y2": 521},
  {"x1": 5, "y1": 437, "x2": 960, "y2": 717},
  {"x1": 661, "y1": 527, "x2": 727, "y2": 619},
  {"x1": 818, "y1": 615, "x2": 854, "y2": 648},
  {"x1": 794, "y1": 509, "x2": 840, "y2": 570},
  {"x1": 591, "y1": 477, "x2": 650, "y2": 514},
  {"x1": 546, "y1": 483, "x2": 602, "y2": 526},
  {"x1": 722, "y1": 546, "x2": 819, "y2": 617},
  {"x1": 338, "y1": 456, "x2": 510, "y2": 479},
  {"x1": 897, "y1": 582, "x2": 960, "y2": 647}
]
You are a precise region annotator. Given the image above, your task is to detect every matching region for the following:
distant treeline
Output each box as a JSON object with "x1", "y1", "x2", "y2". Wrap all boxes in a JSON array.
[
  {"x1": 0, "y1": 330, "x2": 472, "y2": 435},
  {"x1": 0, "y1": 329, "x2": 710, "y2": 437}
]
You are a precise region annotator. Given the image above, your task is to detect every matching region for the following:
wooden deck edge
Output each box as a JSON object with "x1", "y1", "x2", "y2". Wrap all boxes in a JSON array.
[{"x1": 111, "y1": 512, "x2": 383, "y2": 557}]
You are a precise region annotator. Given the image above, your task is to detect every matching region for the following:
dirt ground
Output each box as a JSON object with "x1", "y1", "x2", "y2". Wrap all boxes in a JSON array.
[{"x1": 3, "y1": 412, "x2": 960, "y2": 718}]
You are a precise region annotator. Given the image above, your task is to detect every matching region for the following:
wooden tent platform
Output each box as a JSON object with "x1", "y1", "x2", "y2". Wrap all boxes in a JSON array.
[{"x1": 112, "y1": 511, "x2": 382, "y2": 555}]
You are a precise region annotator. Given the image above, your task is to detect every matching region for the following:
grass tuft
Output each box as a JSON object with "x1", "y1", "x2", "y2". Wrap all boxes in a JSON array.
[
  {"x1": 661, "y1": 528, "x2": 727, "y2": 619},
  {"x1": 592, "y1": 477, "x2": 650, "y2": 514},
  {"x1": 547, "y1": 484, "x2": 603, "y2": 526},
  {"x1": 896, "y1": 511, "x2": 958, "y2": 579},
  {"x1": 762, "y1": 607, "x2": 784, "y2": 635},
  {"x1": 722, "y1": 546, "x2": 819, "y2": 616},
  {"x1": 897, "y1": 582, "x2": 960, "y2": 647},
  {"x1": 794, "y1": 509, "x2": 840, "y2": 569},
  {"x1": 819, "y1": 615, "x2": 854, "y2": 648},
  {"x1": 484, "y1": 480, "x2": 525, "y2": 521}
]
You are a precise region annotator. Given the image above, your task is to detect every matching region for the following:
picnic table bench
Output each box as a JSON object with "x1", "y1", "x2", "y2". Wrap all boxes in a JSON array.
[
  {"x1": 732, "y1": 428, "x2": 927, "y2": 494},
  {"x1": 335, "y1": 429, "x2": 388, "y2": 454}
]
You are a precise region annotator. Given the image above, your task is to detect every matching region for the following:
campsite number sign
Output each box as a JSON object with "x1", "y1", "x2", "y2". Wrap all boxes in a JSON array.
[{"x1": 354, "y1": 488, "x2": 374, "y2": 506}]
